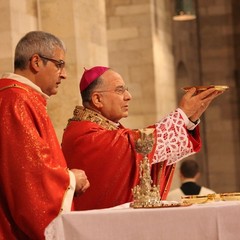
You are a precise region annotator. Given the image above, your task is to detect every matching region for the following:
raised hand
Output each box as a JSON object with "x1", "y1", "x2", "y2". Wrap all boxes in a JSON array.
[{"x1": 179, "y1": 87, "x2": 224, "y2": 122}]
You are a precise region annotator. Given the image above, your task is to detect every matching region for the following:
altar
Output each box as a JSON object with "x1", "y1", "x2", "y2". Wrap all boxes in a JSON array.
[
  {"x1": 45, "y1": 129, "x2": 240, "y2": 240},
  {"x1": 45, "y1": 201, "x2": 240, "y2": 240}
]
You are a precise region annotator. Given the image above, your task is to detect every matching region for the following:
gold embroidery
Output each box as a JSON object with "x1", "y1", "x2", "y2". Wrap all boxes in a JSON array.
[
  {"x1": 68, "y1": 106, "x2": 118, "y2": 130},
  {"x1": 0, "y1": 84, "x2": 29, "y2": 92}
]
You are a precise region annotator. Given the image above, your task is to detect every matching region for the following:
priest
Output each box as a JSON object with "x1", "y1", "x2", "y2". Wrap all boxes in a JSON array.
[
  {"x1": 62, "y1": 66, "x2": 222, "y2": 210},
  {"x1": 0, "y1": 31, "x2": 89, "y2": 240}
]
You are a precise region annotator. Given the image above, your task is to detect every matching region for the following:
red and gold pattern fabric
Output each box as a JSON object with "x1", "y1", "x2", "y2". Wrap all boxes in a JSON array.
[{"x1": 0, "y1": 79, "x2": 70, "y2": 240}]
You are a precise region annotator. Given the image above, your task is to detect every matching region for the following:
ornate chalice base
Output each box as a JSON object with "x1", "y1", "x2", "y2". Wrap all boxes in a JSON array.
[
  {"x1": 130, "y1": 129, "x2": 192, "y2": 208},
  {"x1": 131, "y1": 129, "x2": 163, "y2": 208}
]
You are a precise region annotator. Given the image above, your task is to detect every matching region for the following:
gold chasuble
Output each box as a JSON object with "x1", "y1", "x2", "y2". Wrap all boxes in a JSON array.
[
  {"x1": 62, "y1": 106, "x2": 201, "y2": 210},
  {"x1": 0, "y1": 79, "x2": 70, "y2": 240}
]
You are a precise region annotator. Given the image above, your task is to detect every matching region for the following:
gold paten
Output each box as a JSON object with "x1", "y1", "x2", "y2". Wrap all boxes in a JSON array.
[
  {"x1": 182, "y1": 192, "x2": 240, "y2": 204},
  {"x1": 181, "y1": 193, "x2": 216, "y2": 204}
]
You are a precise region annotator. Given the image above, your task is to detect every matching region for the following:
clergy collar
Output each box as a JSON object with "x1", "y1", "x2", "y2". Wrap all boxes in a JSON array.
[{"x1": 1, "y1": 72, "x2": 49, "y2": 100}]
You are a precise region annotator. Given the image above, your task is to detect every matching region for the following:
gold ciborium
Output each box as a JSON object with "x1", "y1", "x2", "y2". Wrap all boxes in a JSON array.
[{"x1": 130, "y1": 128, "x2": 162, "y2": 208}]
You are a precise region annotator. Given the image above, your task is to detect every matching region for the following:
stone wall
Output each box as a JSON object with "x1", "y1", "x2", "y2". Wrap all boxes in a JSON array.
[
  {"x1": 106, "y1": 0, "x2": 176, "y2": 130},
  {"x1": 1, "y1": 0, "x2": 239, "y2": 193},
  {"x1": 0, "y1": 0, "x2": 38, "y2": 72},
  {"x1": 39, "y1": 0, "x2": 109, "y2": 141},
  {"x1": 199, "y1": 0, "x2": 240, "y2": 192},
  {"x1": 172, "y1": 0, "x2": 240, "y2": 192},
  {"x1": 0, "y1": 0, "x2": 109, "y2": 142}
]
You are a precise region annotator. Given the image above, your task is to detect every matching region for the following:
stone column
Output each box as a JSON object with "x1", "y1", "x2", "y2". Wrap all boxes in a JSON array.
[
  {"x1": 0, "y1": 0, "x2": 38, "y2": 73},
  {"x1": 106, "y1": 0, "x2": 176, "y2": 129},
  {"x1": 39, "y1": 0, "x2": 109, "y2": 141}
]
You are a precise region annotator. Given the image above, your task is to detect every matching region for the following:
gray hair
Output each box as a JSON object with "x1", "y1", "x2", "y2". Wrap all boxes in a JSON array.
[
  {"x1": 14, "y1": 31, "x2": 66, "y2": 70},
  {"x1": 81, "y1": 76, "x2": 104, "y2": 104}
]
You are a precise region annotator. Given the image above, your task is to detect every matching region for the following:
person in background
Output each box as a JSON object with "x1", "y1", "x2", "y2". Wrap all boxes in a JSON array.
[
  {"x1": 61, "y1": 66, "x2": 223, "y2": 210},
  {"x1": 167, "y1": 159, "x2": 215, "y2": 202},
  {"x1": 0, "y1": 31, "x2": 90, "y2": 240}
]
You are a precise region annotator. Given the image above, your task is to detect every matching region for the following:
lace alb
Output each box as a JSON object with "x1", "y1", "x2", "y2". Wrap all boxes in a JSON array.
[{"x1": 152, "y1": 109, "x2": 195, "y2": 165}]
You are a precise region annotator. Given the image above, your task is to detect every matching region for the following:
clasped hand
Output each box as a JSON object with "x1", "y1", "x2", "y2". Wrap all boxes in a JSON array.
[
  {"x1": 179, "y1": 87, "x2": 223, "y2": 122},
  {"x1": 71, "y1": 169, "x2": 90, "y2": 196}
]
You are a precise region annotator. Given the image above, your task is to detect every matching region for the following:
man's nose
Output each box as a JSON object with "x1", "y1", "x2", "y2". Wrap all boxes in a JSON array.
[
  {"x1": 60, "y1": 67, "x2": 67, "y2": 79},
  {"x1": 124, "y1": 90, "x2": 132, "y2": 100}
]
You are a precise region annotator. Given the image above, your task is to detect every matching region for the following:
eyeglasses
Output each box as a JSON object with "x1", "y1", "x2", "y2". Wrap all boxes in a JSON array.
[
  {"x1": 95, "y1": 86, "x2": 129, "y2": 95},
  {"x1": 39, "y1": 55, "x2": 65, "y2": 70}
]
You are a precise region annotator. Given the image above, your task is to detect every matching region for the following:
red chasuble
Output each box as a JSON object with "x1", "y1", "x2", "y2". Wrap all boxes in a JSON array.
[
  {"x1": 62, "y1": 106, "x2": 201, "y2": 211},
  {"x1": 0, "y1": 79, "x2": 70, "y2": 240}
]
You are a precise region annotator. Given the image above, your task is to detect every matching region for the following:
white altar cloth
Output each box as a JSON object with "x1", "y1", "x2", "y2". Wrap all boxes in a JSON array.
[{"x1": 45, "y1": 201, "x2": 240, "y2": 240}]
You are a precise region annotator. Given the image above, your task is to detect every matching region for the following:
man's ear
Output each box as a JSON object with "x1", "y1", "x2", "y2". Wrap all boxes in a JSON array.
[
  {"x1": 91, "y1": 92, "x2": 103, "y2": 108},
  {"x1": 179, "y1": 172, "x2": 184, "y2": 181},
  {"x1": 195, "y1": 172, "x2": 200, "y2": 180},
  {"x1": 29, "y1": 54, "x2": 41, "y2": 72}
]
